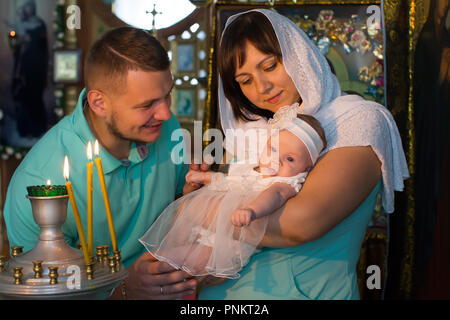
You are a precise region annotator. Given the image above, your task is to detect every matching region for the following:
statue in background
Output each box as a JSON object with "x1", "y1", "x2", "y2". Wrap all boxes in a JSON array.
[{"x1": 9, "y1": 0, "x2": 48, "y2": 139}]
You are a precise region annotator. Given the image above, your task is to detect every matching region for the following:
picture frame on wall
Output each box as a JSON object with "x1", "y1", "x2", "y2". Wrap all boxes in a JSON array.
[
  {"x1": 177, "y1": 43, "x2": 195, "y2": 72},
  {"x1": 53, "y1": 49, "x2": 82, "y2": 84},
  {"x1": 174, "y1": 87, "x2": 196, "y2": 122},
  {"x1": 172, "y1": 40, "x2": 197, "y2": 77}
]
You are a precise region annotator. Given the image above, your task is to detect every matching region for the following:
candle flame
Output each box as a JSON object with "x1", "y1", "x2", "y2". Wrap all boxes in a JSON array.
[
  {"x1": 87, "y1": 141, "x2": 93, "y2": 160},
  {"x1": 46, "y1": 179, "x2": 51, "y2": 186},
  {"x1": 63, "y1": 156, "x2": 70, "y2": 180},
  {"x1": 94, "y1": 140, "x2": 99, "y2": 156}
]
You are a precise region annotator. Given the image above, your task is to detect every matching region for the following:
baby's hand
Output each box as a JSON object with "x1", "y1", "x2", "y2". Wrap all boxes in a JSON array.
[{"x1": 231, "y1": 208, "x2": 255, "y2": 227}]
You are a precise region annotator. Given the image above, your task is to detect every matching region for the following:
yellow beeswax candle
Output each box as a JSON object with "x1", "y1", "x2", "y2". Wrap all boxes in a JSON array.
[
  {"x1": 87, "y1": 142, "x2": 94, "y2": 258},
  {"x1": 64, "y1": 156, "x2": 90, "y2": 266},
  {"x1": 93, "y1": 140, "x2": 118, "y2": 253}
]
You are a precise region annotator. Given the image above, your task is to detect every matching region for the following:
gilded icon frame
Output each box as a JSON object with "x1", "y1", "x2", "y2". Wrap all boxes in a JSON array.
[
  {"x1": 53, "y1": 49, "x2": 83, "y2": 85},
  {"x1": 173, "y1": 86, "x2": 198, "y2": 122},
  {"x1": 171, "y1": 40, "x2": 199, "y2": 78}
]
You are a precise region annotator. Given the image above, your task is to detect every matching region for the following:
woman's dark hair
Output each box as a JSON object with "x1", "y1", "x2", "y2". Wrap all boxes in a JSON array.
[{"x1": 219, "y1": 11, "x2": 283, "y2": 123}]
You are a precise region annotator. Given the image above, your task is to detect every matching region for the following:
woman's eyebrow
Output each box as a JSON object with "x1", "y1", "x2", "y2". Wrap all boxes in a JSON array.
[{"x1": 235, "y1": 56, "x2": 275, "y2": 78}]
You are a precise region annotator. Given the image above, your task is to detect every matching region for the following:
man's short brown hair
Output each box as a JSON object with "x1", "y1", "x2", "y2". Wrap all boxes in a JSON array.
[{"x1": 84, "y1": 27, "x2": 170, "y2": 94}]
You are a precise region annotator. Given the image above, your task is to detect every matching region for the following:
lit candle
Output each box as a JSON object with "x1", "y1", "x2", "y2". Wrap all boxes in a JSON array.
[
  {"x1": 44, "y1": 180, "x2": 52, "y2": 196},
  {"x1": 86, "y1": 142, "x2": 94, "y2": 258},
  {"x1": 64, "y1": 156, "x2": 90, "y2": 266},
  {"x1": 93, "y1": 140, "x2": 118, "y2": 253}
]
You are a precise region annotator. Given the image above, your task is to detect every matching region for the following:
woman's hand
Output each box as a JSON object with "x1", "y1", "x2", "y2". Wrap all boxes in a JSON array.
[{"x1": 112, "y1": 252, "x2": 197, "y2": 300}]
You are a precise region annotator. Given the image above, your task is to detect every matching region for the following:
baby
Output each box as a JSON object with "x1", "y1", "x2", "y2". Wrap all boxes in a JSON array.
[{"x1": 139, "y1": 103, "x2": 326, "y2": 279}]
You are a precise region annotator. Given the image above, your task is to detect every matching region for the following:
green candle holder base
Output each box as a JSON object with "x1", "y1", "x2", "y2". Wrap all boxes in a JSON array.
[{"x1": 27, "y1": 185, "x2": 68, "y2": 197}]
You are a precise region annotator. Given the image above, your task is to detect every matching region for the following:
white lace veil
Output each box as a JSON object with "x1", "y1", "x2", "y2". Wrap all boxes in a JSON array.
[
  {"x1": 218, "y1": 9, "x2": 409, "y2": 214},
  {"x1": 219, "y1": 8, "x2": 365, "y2": 163},
  {"x1": 219, "y1": 8, "x2": 349, "y2": 133}
]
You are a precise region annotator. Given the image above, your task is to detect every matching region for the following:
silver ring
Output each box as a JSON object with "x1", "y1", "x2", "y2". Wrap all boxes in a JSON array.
[{"x1": 160, "y1": 285, "x2": 164, "y2": 295}]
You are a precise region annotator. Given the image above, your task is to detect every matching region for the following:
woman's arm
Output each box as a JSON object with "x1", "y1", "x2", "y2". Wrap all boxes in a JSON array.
[
  {"x1": 231, "y1": 183, "x2": 296, "y2": 227},
  {"x1": 259, "y1": 146, "x2": 382, "y2": 247}
]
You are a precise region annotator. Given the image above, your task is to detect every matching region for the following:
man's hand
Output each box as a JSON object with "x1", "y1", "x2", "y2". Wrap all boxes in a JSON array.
[
  {"x1": 186, "y1": 170, "x2": 212, "y2": 186},
  {"x1": 119, "y1": 252, "x2": 197, "y2": 300},
  {"x1": 183, "y1": 161, "x2": 211, "y2": 195}
]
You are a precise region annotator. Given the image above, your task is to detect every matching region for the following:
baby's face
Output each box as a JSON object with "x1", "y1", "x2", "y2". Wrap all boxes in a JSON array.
[{"x1": 259, "y1": 130, "x2": 313, "y2": 177}]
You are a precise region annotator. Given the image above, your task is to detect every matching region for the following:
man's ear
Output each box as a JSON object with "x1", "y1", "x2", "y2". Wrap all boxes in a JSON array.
[{"x1": 86, "y1": 89, "x2": 108, "y2": 118}]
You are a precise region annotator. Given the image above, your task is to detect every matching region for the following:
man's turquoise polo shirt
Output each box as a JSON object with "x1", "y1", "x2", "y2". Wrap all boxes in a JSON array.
[{"x1": 4, "y1": 89, "x2": 189, "y2": 267}]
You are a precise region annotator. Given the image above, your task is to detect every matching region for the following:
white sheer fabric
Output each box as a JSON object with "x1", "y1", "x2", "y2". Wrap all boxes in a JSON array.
[
  {"x1": 139, "y1": 165, "x2": 307, "y2": 279},
  {"x1": 219, "y1": 9, "x2": 409, "y2": 213}
]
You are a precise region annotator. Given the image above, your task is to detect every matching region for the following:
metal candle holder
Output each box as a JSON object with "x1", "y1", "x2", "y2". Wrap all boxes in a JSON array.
[{"x1": 0, "y1": 194, "x2": 127, "y2": 299}]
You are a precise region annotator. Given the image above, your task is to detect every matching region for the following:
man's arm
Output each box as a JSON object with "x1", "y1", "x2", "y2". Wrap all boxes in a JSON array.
[
  {"x1": 182, "y1": 167, "x2": 216, "y2": 195},
  {"x1": 259, "y1": 146, "x2": 382, "y2": 247}
]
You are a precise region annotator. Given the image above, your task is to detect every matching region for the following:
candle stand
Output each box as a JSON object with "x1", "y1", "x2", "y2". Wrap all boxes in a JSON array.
[{"x1": 0, "y1": 193, "x2": 127, "y2": 299}]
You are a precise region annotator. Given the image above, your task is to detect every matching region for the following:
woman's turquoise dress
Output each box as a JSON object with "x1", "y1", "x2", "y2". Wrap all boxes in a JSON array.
[{"x1": 198, "y1": 180, "x2": 382, "y2": 300}]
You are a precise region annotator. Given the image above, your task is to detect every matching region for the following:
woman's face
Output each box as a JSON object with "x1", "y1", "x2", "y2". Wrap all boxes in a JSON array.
[{"x1": 234, "y1": 41, "x2": 301, "y2": 113}]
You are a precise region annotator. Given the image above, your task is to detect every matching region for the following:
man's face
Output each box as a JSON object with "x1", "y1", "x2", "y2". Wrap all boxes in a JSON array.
[{"x1": 104, "y1": 69, "x2": 173, "y2": 145}]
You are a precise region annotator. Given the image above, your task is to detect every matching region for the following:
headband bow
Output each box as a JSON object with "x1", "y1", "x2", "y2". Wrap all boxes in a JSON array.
[{"x1": 268, "y1": 103, "x2": 324, "y2": 164}]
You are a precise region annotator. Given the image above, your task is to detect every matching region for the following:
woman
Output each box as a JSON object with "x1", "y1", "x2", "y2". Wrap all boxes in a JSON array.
[{"x1": 191, "y1": 9, "x2": 409, "y2": 300}]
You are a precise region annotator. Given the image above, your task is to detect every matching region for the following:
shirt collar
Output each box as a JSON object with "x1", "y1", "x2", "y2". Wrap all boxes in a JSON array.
[{"x1": 72, "y1": 89, "x2": 149, "y2": 174}]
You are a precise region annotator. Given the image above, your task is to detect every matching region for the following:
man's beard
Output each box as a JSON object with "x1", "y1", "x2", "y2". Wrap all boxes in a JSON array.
[{"x1": 106, "y1": 113, "x2": 147, "y2": 145}]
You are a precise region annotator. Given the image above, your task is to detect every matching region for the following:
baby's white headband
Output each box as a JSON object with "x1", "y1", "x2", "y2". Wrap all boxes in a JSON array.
[{"x1": 268, "y1": 103, "x2": 324, "y2": 164}]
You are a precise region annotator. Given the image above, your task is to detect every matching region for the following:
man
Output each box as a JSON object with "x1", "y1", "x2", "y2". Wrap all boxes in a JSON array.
[{"x1": 4, "y1": 27, "x2": 198, "y2": 299}]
